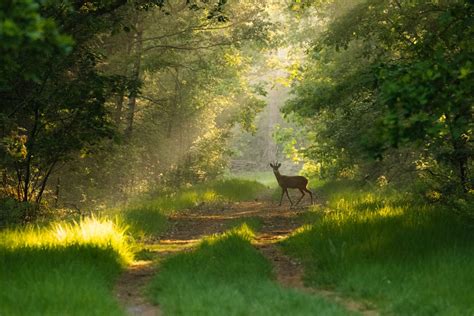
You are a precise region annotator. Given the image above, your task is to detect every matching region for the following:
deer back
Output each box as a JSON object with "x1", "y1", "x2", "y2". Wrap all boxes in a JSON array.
[{"x1": 277, "y1": 175, "x2": 308, "y2": 189}]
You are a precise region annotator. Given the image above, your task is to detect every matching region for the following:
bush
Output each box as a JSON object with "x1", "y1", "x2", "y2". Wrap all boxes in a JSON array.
[{"x1": 0, "y1": 197, "x2": 31, "y2": 226}]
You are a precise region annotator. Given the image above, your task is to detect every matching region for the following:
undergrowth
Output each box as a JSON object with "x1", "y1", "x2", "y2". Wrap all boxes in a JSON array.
[{"x1": 282, "y1": 181, "x2": 474, "y2": 315}]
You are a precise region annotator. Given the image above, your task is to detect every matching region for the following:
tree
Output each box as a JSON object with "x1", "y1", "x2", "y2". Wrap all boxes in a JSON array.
[
  {"x1": 0, "y1": 0, "x2": 118, "y2": 204},
  {"x1": 284, "y1": 0, "x2": 473, "y2": 191},
  {"x1": 2, "y1": 0, "x2": 268, "y2": 209},
  {"x1": 46, "y1": 0, "x2": 273, "y2": 208}
]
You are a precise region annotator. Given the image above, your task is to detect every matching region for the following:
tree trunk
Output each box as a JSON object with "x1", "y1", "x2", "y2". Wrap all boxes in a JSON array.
[
  {"x1": 459, "y1": 158, "x2": 468, "y2": 193},
  {"x1": 15, "y1": 166, "x2": 22, "y2": 201},
  {"x1": 23, "y1": 107, "x2": 40, "y2": 202},
  {"x1": 54, "y1": 177, "x2": 60, "y2": 208},
  {"x1": 167, "y1": 68, "x2": 181, "y2": 139},
  {"x1": 115, "y1": 92, "x2": 125, "y2": 125},
  {"x1": 447, "y1": 113, "x2": 471, "y2": 193},
  {"x1": 115, "y1": 37, "x2": 133, "y2": 127},
  {"x1": 35, "y1": 160, "x2": 57, "y2": 205},
  {"x1": 454, "y1": 141, "x2": 469, "y2": 193},
  {"x1": 125, "y1": 26, "x2": 143, "y2": 139}
]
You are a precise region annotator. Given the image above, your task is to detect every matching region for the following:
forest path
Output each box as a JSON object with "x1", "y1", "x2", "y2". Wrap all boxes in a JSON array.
[{"x1": 116, "y1": 198, "x2": 378, "y2": 315}]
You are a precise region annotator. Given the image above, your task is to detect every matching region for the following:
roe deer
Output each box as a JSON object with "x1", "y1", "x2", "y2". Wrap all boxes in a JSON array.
[{"x1": 270, "y1": 162, "x2": 313, "y2": 207}]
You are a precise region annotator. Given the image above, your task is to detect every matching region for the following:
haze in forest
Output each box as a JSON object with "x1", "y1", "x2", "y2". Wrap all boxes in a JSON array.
[{"x1": 0, "y1": 0, "x2": 472, "y2": 216}]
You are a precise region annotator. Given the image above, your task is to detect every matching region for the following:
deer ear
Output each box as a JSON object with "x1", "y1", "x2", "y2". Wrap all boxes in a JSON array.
[
  {"x1": 277, "y1": 163, "x2": 281, "y2": 168},
  {"x1": 269, "y1": 163, "x2": 274, "y2": 168}
]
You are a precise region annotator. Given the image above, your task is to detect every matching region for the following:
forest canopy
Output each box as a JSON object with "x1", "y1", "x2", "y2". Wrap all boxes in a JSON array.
[
  {"x1": 0, "y1": 0, "x2": 472, "y2": 221},
  {"x1": 283, "y1": 0, "x2": 473, "y2": 195},
  {"x1": 0, "y1": 0, "x2": 273, "y2": 215}
]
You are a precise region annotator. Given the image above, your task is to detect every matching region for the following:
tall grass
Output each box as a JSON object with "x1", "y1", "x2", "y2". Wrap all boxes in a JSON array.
[
  {"x1": 149, "y1": 224, "x2": 350, "y2": 315},
  {"x1": 0, "y1": 217, "x2": 132, "y2": 315},
  {"x1": 123, "y1": 179, "x2": 267, "y2": 238},
  {"x1": 282, "y1": 181, "x2": 474, "y2": 315}
]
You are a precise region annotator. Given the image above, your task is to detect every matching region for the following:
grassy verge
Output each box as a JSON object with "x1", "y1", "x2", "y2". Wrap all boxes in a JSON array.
[
  {"x1": 282, "y1": 181, "x2": 474, "y2": 315},
  {"x1": 148, "y1": 223, "x2": 350, "y2": 315},
  {"x1": 0, "y1": 217, "x2": 132, "y2": 315},
  {"x1": 122, "y1": 179, "x2": 267, "y2": 239}
]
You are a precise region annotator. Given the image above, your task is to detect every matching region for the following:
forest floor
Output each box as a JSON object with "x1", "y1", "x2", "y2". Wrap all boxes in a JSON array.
[{"x1": 115, "y1": 198, "x2": 378, "y2": 316}]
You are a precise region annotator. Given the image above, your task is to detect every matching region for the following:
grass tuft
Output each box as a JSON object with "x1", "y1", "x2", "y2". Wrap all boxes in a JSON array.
[{"x1": 227, "y1": 216, "x2": 263, "y2": 231}]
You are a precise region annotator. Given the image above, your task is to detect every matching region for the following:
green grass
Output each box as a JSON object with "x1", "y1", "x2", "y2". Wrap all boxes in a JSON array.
[
  {"x1": 227, "y1": 216, "x2": 263, "y2": 231},
  {"x1": 282, "y1": 181, "x2": 474, "y2": 315},
  {"x1": 211, "y1": 178, "x2": 267, "y2": 201},
  {"x1": 122, "y1": 179, "x2": 267, "y2": 238},
  {"x1": 149, "y1": 224, "x2": 351, "y2": 315},
  {"x1": 0, "y1": 216, "x2": 132, "y2": 315},
  {"x1": 226, "y1": 171, "x2": 277, "y2": 187},
  {"x1": 0, "y1": 178, "x2": 268, "y2": 314}
]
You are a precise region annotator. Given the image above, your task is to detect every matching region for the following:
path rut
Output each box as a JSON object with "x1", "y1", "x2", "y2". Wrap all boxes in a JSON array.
[{"x1": 115, "y1": 200, "x2": 378, "y2": 315}]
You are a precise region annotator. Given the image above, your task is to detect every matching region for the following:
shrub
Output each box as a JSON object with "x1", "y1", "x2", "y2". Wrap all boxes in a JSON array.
[{"x1": 0, "y1": 197, "x2": 31, "y2": 226}]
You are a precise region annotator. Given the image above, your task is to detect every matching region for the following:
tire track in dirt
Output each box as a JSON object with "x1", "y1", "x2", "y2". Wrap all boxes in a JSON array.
[
  {"x1": 114, "y1": 202, "x2": 261, "y2": 316},
  {"x1": 250, "y1": 202, "x2": 379, "y2": 316},
  {"x1": 115, "y1": 260, "x2": 160, "y2": 316},
  {"x1": 116, "y1": 199, "x2": 379, "y2": 315}
]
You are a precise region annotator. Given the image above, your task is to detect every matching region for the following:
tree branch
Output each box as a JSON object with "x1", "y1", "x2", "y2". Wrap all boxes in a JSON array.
[{"x1": 143, "y1": 40, "x2": 233, "y2": 52}]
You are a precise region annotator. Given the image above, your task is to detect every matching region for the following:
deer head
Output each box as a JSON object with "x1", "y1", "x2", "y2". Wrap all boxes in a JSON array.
[{"x1": 269, "y1": 162, "x2": 281, "y2": 173}]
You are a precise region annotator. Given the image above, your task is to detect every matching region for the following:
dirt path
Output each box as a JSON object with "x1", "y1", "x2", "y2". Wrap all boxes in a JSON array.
[
  {"x1": 116, "y1": 199, "x2": 378, "y2": 315},
  {"x1": 115, "y1": 260, "x2": 159, "y2": 316}
]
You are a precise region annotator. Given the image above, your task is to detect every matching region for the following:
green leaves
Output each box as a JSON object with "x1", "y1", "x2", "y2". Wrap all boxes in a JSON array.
[
  {"x1": 0, "y1": 0, "x2": 73, "y2": 88},
  {"x1": 285, "y1": 0, "x2": 473, "y2": 189}
]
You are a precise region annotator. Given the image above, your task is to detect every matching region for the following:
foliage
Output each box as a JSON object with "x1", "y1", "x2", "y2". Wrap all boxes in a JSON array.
[
  {"x1": 48, "y1": 1, "x2": 272, "y2": 209},
  {"x1": 0, "y1": 0, "x2": 73, "y2": 87},
  {"x1": 148, "y1": 224, "x2": 349, "y2": 315},
  {"x1": 282, "y1": 181, "x2": 474, "y2": 314},
  {"x1": 0, "y1": 197, "x2": 32, "y2": 226},
  {"x1": 0, "y1": 0, "x2": 275, "y2": 217},
  {"x1": 164, "y1": 129, "x2": 233, "y2": 186},
  {"x1": 0, "y1": 0, "x2": 126, "y2": 207},
  {"x1": 284, "y1": 0, "x2": 473, "y2": 192}
]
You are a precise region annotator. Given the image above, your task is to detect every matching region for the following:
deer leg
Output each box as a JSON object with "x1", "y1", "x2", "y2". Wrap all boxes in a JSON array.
[
  {"x1": 279, "y1": 188, "x2": 285, "y2": 206},
  {"x1": 295, "y1": 189, "x2": 305, "y2": 206},
  {"x1": 285, "y1": 189, "x2": 293, "y2": 206},
  {"x1": 305, "y1": 188, "x2": 313, "y2": 205}
]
